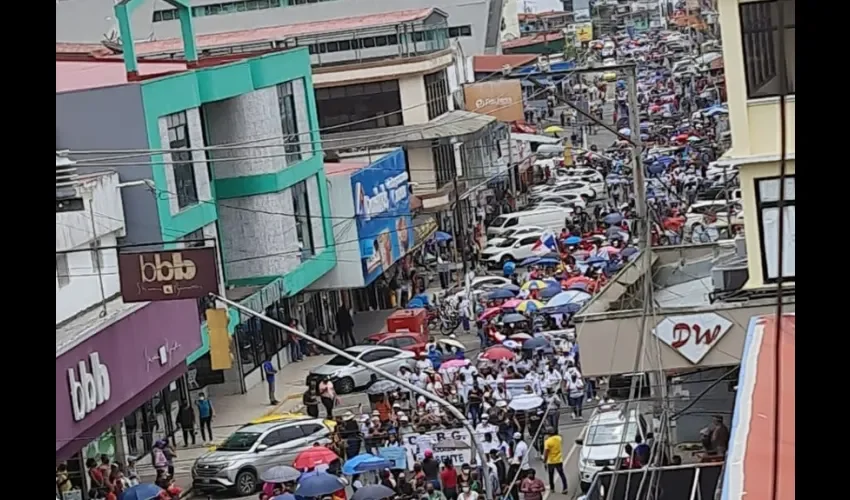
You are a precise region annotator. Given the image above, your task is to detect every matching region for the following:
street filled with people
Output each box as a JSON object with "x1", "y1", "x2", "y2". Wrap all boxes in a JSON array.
[{"x1": 59, "y1": 14, "x2": 736, "y2": 500}]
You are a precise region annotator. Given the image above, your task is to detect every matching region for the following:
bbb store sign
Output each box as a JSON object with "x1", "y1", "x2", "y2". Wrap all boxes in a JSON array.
[{"x1": 351, "y1": 149, "x2": 413, "y2": 285}]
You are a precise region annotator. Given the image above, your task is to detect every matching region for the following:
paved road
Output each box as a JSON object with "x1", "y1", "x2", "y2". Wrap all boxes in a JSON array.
[{"x1": 208, "y1": 403, "x2": 600, "y2": 500}]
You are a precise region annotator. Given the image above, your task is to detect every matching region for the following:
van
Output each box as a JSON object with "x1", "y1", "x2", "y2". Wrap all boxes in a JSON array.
[{"x1": 486, "y1": 207, "x2": 570, "y2": 237}]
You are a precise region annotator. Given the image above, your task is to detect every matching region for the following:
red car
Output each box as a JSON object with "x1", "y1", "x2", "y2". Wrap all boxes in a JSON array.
[{"x1": 364, "y1": 332, "x2": 428, "y2": 355}]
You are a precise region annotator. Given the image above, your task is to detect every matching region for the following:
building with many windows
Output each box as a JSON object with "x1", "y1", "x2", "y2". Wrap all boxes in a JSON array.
[
  {"x1": 56, "y1": 0, "x2": 506, "y2": 56},
  {"x1": 56, "y1": 5, "x2": 336, "y2": 398}
]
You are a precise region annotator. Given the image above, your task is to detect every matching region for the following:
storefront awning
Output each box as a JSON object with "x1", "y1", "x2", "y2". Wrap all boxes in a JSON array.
[{"x1": 410, "y1": 214, "x2": 438, "y2": 254}]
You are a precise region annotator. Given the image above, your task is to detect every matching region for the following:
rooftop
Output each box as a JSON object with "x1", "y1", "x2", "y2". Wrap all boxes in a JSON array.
[
  {"x1": 56, "y1": 296, "x2": 148, "y2": 357},
  {"x1": 472, "y1": 54, "x2": 538, "y2": 73},
  {"x1": 321, "y1": 110, "x2": 497, "y2": 150},
  {"x1": 129, "y1": 8, "x2": 441, "y2": 57},
  {"x1": 325, "y1": 161, "x2": 372, "y2": 176},
  {"x1": 722, "y1": 314, "x2": 795, "y2": 500},
  {"x1": 56, "y1": 59, "x2": 187, "y2": 93},
  {"x1": 502, "y1": 32, "x2": 565, "y2": 49}
]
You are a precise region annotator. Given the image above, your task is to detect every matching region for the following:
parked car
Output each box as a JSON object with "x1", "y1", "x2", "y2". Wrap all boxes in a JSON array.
[
  {"x1": 364, "y1": 332, "x2": 428, "y2": 355},
  {"x1": 192, "y1": 417, "x2": 333, "y2": 495},
  {"x1": 685, "y1": 200, "x2": 737, "y2": 234},
  {"x1": 575, "y1": 408, "x2": 649, "y2": 493},
  {"x1": 481, "y1": 232, "x2": 545, "y2": 269},
  {"x1": 530, "y1": 181, "x2": 597, "y2": 202},
  {"x1": 485, "y1": 226, "x2": 544, "y2": 249},
  {"x1": 533, "y1": 193, "x2": 587, "y2": 210},
  {"x1": 306, "y1": 346, "x2": 415, "y2": 394}
]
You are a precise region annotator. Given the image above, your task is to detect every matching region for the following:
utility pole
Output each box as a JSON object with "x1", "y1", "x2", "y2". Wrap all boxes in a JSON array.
[
  {"x1": 453, "y1": 175, "x2": 468, "y2": 285},
  {"x1": 213, "y1": 294, "x2": 495, "y2": 499},
  {"x1": 722, "y1": 165, "x2": 733, "y2": 233},
  {"x1": 507, "y1": 136, "x2": 517, "y2": 201}
]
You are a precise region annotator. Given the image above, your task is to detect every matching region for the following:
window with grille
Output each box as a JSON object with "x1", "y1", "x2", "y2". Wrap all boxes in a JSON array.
[
  {"x1": 755, "y1": 176, "x2": 795, "y2": 283},
  {"x1": 424, "y1": 70, "x2": 449, "y2": 121},
  {"x1": 278, "y1": 81, "x2": 303, "y2": 165},
  {"x1": 739, "y1": 0, "x2": 795, "y2": 98},
  {"x1": 166, "y1": 111, "x2": 199, "y2": 209},
  {"x1": 432, "y1": 143, "x2": 457, "y2": 190},
  {"x1": 292, "y1": 180, "x2": 315, "y2": 259}
]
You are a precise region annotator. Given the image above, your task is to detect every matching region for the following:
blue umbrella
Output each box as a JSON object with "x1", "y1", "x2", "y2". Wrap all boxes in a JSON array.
[
  {"x1": 119, "y1": 484, "x2": 163, "y2": 500},
  {"x1": 519, "y1": 256, "x2": 542, "y2": 267},
  {"x1": 539, "y1": 283, "x2": 563, "y2": 299},
  {"x1": 541, "y1": 303, "x2": 582, "y2": 315},
  {"x1": 647, "y1": 162, "x2": 666, "y2": 175},
  {"x1": 587, "y1": 256, "x2": 608, "y2": 266},
  {"x1": 499, "y1": 284, "x2": 521, "y2": 292},
  {"x1": 621, "y1": 247, "x2": 639, "y2": 258},
  {"x1": 564, "y1": 236, "x2": 582, "y2": 245},
  {"x1": 548, "y1": 290, "x2": 593, "y2": 307},
  {"x1": 603, "y1": 213, "x2": 624, "y2": 225},
  {"x1": 296, "y1": 473, "x2": 346, "y2": 498},
  {"x1": 407, "y1": 297, "x2": 427, "y2": 308},
  {"x1": 343, "y1": 454, "x2": 391, "y2": 475},
  {"x1": 535, "y1": 257, "x2": 561, "y2": 267},
  {"x1": 351, "y1": 484, "x2": 396, "y2": 500},
  {"x1": 501, "y1": 313, "x2": 527, "y2": 324},
  {"x1": 433, "y1": 231, "x2": 452, "y2": 242},
  {"x1": 488, "y1": 289, "x2": 516, "y2": 300}
]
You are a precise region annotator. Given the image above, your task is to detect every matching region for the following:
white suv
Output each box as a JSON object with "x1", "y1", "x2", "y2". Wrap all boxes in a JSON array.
[
  {"x1": 481, "y1": 233, "x2": 544, "y2": 269},
  {"x1": 575, "y1": 408, "x2": 648, "y2": 492}
]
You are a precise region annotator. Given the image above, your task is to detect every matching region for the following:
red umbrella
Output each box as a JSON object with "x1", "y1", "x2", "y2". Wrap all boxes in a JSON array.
[
  {"x1": 565, "y1": 276, "x2": 594, "y2": 288},
  {"x1": 478, "y1": 307, "x2": 501, "y2": 321},
  {"x1": 293, "y1": 446, "x2": 338, "y2": 470},
  {"x1": 480, "y1": 345, "x2": 516, "y2": 361}
]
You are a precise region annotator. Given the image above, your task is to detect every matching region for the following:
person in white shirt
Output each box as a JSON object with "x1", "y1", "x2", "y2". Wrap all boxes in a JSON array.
[
  {"x1": 512, "y1": 432, "x2": 529, "y2": 466},
  {"x1": 543, "y1": 365, "x2": 563, "y2": 394},
  {"x1": 457, "y1": 485, "x2": 479, "y2": 500},
  {"x1": 566, "y1": 373, "x2": 586, "y2": 419},
  {"x1": 416, "y1": 354, "x2": 432, "y2": 372},
  {"x1": 475, "y1": 414, "x2": 498, "y2": 437}
]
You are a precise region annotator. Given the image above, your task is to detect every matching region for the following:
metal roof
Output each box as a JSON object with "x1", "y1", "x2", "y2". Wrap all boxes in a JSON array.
[{"x1": 321, "y1": 111, "x2": 497, "y2": 150}]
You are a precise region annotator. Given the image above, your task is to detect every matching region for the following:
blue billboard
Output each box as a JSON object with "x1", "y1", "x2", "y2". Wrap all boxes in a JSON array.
[{"x1": 351, "y1": 149, "x2": 413, "y2": 285}]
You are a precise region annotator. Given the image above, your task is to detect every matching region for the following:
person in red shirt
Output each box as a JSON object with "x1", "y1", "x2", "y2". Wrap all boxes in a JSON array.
[{"x1": 440, "y1": 458, "x2": 459, "y2": 500}]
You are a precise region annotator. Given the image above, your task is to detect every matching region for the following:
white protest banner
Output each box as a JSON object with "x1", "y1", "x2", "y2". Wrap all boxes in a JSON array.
[
  {"x1": 403, "y1": 428, "x2": 473, "y2": 469},
  {"x1": 504, "y1": 379, "x2": 531, "y2": 398}
]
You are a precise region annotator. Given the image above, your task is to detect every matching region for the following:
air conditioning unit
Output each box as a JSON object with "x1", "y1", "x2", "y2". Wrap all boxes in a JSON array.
[
  {"x1": 711, "y1": 258, "x2": 748, "y2": 292},
  {"x1": 56, "y1": 151, "x2": 85, "y2": 212}
]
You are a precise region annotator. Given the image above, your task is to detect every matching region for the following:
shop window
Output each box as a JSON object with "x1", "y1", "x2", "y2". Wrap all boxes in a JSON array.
[
  {"x1": 448, "y1": 25, "x2": 473, "y2": 37},
  {"x1": 315, "y1": 80, "x2": 402, "y2": 133},
  {"x1": 292, "y1": 180, "x2": 315, "y2": 259}
]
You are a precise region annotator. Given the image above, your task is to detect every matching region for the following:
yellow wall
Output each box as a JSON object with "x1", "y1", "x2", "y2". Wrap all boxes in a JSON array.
[
  {"x1": 717, "y1": 0, "x2": 795, "y2": 158},
  {"x1": 737, "y1": 160, "x2": 796, "y2": 288}
]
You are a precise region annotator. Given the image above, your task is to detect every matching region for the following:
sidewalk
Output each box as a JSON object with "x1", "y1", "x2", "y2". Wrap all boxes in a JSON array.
[{"x1": 138, "y1": 354, "x2": 332, "y2": 491}]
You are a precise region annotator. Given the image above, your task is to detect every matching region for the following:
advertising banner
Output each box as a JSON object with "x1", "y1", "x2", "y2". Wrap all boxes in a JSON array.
[
  {"x1": 377, "y1": 446, "x2": 408, "y2": 470},
  {"x1": 463, "y1": 80, "x2": 524, "y2": 122},
  {"x1": 569, "y1": 22, "x2": 594, "y2": 43},
  {"x1": 402, "y1": 429, "x2": 473, "y2": 469},
  {"x1": 352, "y1": 149, "x2": 413, "y2": 285},
  {"x1": 118, "y1": 247, "x2": 220, "y2": 302}
]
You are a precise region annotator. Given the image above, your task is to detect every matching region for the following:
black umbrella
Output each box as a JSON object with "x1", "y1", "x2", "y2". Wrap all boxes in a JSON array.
[
  {"x1": 522, "y1": 336, "x2": 551, "y2": 351},
  {"x1": 351, "y1": 484, "x2": 396, "y2": 500}
]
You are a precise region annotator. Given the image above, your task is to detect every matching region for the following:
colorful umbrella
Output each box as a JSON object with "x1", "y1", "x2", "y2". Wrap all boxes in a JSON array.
[
  {"x1": 516, "y1": 299, "x2": 544, "y2": 313},
  {"x1": 293, "y1": 446, "x2": 339, "y2": 470},
  {"x1": 342, "y1": 454, "x2": 392, "y2": 475},
  {"x1": 501, "y1": 298, "x2": 522, "y2": 310},
  {"x1": 480, "y1": 345, "x2": 516, "y2": 361},
  {"x1": 521, "y1": 280, "x2": 547, "y2": 291},
  {"x1": 440, "y1": 358, "x2": 470, "y2": 369},
  {"x1": 478, "y1": 307, "x2": 501, "y2": 321},
  {"x1": 502, "y1": 339, "x2": 521, "y2": 349},
  {"x1": 598, "y1": 246, "x2": 621, "y2": 257}
]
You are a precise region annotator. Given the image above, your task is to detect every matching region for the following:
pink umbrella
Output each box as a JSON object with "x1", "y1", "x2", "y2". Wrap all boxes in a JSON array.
[
  {"x1": 510, "y1": 333, "x2": 532, "y2": 341},
  {"x1": 441, "y1": 359, "x2": 470, "y2": 369},
  {"x1": 478, "y1": 307, "x2": 501, "y2": 321},
  {"x1": 501, "y1": 299, "x2": 522, "y2": 310},
  {"x1": 598, "y1": 246, "x2": 620, "y2": 257}
]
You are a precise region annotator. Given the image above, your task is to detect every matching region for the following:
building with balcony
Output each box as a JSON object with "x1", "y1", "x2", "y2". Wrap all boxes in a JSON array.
[
  {"x1": 55, "y1": 161, "x2": 204, "y2": 489},
  {"x1": 56, "y1": 0, "x2": 506, "y2": 57},
  {"x1": 716, "y1": 0, "x2": 795, "y2": 289},
  {"x1": 56, "y1": 3, "x2": 337, "y2": 395}
]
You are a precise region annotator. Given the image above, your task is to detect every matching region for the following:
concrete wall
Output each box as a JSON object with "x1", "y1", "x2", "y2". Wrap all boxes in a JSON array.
[
  {"x1": 307, "y1": 172, "x2": 364, "y2": 290},
  {"x1": 407, "y1": 144, "x2": 437, "y2": 194},
  {"x1": 400, "y1": 75, "x2": 430, "y2": 124},
  {"x1": 56, "y1": 233, "x2": 120, "y2": 325},
  {"x1": 56, "y1": 84, "x2": 162, "y2": 244},
  {"x1": 312, "y1": 50, "x2": 455, "y2": 89}
]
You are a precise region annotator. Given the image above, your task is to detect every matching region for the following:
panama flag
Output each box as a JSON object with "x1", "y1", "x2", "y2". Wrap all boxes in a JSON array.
[{"x1": 531, "y1": 230, "x2": 558, "y2": 255}]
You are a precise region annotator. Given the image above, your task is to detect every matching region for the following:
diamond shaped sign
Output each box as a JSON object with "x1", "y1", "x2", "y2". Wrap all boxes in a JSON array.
[{"x1": 652, "y1": 313, "x2": 733, "y2": 364}]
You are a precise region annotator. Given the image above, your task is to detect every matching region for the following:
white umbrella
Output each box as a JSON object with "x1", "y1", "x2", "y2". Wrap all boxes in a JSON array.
[
  {"x1": 509, "y1": 395, "x2": 544, "y2": 411},
  {"x1": 438, "y1": 338, "x2": 466, "y2": 350}
]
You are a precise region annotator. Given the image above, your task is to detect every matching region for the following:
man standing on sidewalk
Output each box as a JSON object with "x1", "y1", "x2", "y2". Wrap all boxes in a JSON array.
[
  {"x1": 336, "y1": 303, "x2": 355, "y2": 348},
  {"x1": 263, "y1": 358, "x2": 280, "y2": 405},
  {"x1": 175, "y1": 402, "x2": 196, "y2": 447}
]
